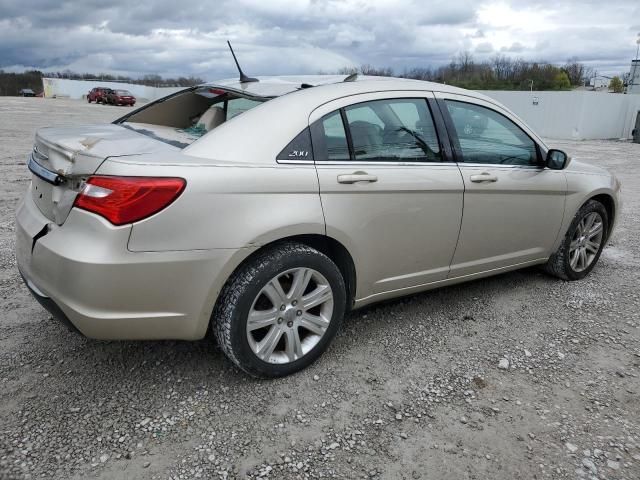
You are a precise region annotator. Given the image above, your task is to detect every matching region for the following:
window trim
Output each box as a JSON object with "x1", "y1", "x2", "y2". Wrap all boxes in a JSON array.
[
  {"x1": 311, "y1": 97, "x2": 447, "y2": 164},
  {"x1": 339, "y1": 108, "x2": 356, "y2": 161},
  {"x1": 438, "y1": 98, "x2": 544, "y2": 167}
]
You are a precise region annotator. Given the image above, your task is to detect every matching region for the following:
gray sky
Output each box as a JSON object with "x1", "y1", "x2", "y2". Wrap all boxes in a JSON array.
[{"x1": 1, "y1": 0, "x2": 639, "y2": 79}]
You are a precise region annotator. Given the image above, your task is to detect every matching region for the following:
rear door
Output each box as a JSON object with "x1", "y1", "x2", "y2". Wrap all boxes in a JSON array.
[
  {"x1": 434, "y1": 92, "x2": 566, "y2": 277},
  {"x1": 309, "y1": 92, "x2": 465, "y2": 302}
]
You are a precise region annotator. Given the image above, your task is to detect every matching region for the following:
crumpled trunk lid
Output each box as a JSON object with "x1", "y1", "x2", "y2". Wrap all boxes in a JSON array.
[{"x1": 29, "y1": 124, "x2": 179, "y2": 224}]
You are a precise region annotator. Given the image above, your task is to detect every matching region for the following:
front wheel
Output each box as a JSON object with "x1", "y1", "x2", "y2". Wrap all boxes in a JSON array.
[
  {"x1": 544, "y1": 200, "x2": 608, "y2": 280},
  {"x1": 213, "y1": 242, "x2": 346, "y2": 378}
]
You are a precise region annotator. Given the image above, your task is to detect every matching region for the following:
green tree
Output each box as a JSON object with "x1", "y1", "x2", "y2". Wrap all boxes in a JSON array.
[
  {"x1": 609, "y1": 76, "x2": 623, "y2": 93},
  {"x1": 551, "y1": 71, "x2": 571, "y2": 90}
]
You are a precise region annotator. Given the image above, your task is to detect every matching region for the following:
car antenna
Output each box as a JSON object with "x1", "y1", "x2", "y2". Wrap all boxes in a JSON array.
[
  {"x1": 227, "y1": 41, "x2": 259, "y2": 83},
  {"x1": 343, "y1": 73, "x2": 358, "y2": 82}
]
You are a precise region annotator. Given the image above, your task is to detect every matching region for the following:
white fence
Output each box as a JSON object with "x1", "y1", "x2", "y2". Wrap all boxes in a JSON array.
[
  {"x1": 482, "y1": 90, "x2": 640, "y2": 140},
  {"x1": 42, "y1": 78, "x2": 184, "y2": 102}
]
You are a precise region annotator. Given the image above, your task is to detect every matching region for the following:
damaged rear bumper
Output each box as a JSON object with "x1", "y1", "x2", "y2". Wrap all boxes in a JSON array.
[
  {"x1": 15, "y1": 185, "x2": 243, "y2": 341},
  {"x1": 19, "y1": 269, "x2": 80, "y2": 334}
]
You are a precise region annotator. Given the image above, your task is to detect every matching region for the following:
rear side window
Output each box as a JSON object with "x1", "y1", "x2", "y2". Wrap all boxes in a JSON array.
[
  {"x1": 445, "y1": 100, "x2": 539, "y2": 166},
  {"x1": 313, "y1": 98, "x2": 442, "y2": 162}
]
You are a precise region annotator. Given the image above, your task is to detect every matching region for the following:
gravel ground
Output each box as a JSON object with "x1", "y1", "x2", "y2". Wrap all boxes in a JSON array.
[{"x1": 0, "y1": 97, "x2": 639, "y2": 480}]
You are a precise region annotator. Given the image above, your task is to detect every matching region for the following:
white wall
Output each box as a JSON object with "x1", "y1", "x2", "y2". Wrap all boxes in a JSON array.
[
  {"x1": 42, "y1": 78, "x2": 184, "y2": 102},
  {"x1": 481, "y1": 90, "x2": 640, "y2": 140}
]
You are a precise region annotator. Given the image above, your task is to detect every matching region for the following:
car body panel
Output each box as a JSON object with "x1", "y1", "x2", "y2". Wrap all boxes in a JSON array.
[
  {"x1": 94, "y1": 157, "x2": 326, "y2": 252},
  {"x1": 29, "y1": 124, "x2": 180, "y2": 224},
  {"x1": 449, "y1": 164, "x2": 566, "y2": 276},
  {"x1": 433, "y1": 91, "x2": 566, "y2": 276},
  {"x1": 307, "y1": 90, "x2": 465, "y2": 300},
  {"x1": 14, "y1": 75, "x2": 621, "y2": 341},
  {"x1": 316, "y1": 163, "x2": 464, "y2": 300},
  {"x1": 15, "y1": 186, "x2": 253, "y2": 339},
  {"x1": 560, "y1": 161, "x2": 621, "y2": 245}
]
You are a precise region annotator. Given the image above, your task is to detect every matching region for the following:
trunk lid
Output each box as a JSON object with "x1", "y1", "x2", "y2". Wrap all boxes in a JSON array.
[{"x1": 29, "y1": 124, "x2": 179, "y2": 224}]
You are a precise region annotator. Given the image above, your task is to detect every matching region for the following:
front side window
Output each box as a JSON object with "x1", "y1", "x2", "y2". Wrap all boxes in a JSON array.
[{"x1": 445, "y1": 100, "x2": 539, "y2": 166}]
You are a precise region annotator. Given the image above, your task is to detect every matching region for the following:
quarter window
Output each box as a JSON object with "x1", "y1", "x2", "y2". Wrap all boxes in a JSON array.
[{"x1": 445, "y1": 100, "x2": 539, "y2": 166}]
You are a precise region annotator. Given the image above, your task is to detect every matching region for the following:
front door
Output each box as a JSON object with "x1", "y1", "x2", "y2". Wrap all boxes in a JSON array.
[
  {"x1": 310, "y1": 93, "x2": 465, "y2": 302},
  {"x1": 435, "y1": 93, "x2": 566, "y2": 278}
]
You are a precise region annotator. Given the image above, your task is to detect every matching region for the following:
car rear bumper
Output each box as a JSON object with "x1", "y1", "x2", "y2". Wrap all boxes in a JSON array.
[
  {"x1": 19, "y1": 268, "x2": 80, "y2": 334},
  {"x1": 15, "y1": 185, "x2": 247, "y2": 340}
]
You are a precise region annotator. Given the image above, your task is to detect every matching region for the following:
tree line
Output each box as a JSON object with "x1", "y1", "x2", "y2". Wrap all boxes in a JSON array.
[
  {"x1": 0, "y1": 53, "x2": 613, "y2": 96},
  {"x1": 0, "y1": 70, "x2": 204, "y2": 96},
  {"x1": 339, "y1": 53, "x2": 597, "y2": 91}
]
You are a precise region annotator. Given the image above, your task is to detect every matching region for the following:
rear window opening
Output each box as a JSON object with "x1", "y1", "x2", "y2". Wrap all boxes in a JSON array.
[{"x1": 115, "y1": 87, "x2": 266, "y2": 148}]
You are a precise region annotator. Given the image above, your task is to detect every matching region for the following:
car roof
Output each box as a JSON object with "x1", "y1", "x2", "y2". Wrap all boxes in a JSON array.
[
  {"x1": 202, "y1": 75, "x2": 495, "y2": 103},
  {"x1": 204, "y1": 74, "x2": 494, "y2": 103}
]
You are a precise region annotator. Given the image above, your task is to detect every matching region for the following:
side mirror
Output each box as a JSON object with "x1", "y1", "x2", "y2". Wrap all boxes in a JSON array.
[{"x1": 545, "y1": 149, "x2": 569, "y2": 170}]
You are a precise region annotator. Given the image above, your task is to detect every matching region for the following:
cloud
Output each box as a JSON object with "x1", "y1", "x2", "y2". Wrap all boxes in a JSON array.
[
  {"x1": 0, "y1": 0, "x2": 638, "y2": 78},
  {"x1": 475, "y1": 42, "x2": 494, "y2": 54}
]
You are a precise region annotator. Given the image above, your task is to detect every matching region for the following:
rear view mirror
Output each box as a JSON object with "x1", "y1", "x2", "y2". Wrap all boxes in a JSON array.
[{"x1": 546, "y1": 149, "x2": 569, "y2": 170}]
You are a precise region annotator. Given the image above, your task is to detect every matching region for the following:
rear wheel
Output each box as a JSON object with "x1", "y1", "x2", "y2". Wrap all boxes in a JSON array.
[
  {"x1": 213, "y1": 242, "x2": 346, "y2": 378},
  {"x1": 544, "y1": 200, "x2": 608, "y2": 280}
]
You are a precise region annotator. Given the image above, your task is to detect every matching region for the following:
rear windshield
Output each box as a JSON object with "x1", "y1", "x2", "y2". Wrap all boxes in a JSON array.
[
  {"x1": 116, "y1": 87, "x2": 267, "y2": 148},
  {"x1": 116, "y1": 90, "x2": 132, "y2": 95}
]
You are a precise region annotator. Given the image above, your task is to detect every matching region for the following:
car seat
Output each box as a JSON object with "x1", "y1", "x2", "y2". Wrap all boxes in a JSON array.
[
  {"x1": 349, "y1": 121, "x2": 383, "y2": 157},
  {"x1": 197, "y1": 105, "x2": 226, "y2": 131}
]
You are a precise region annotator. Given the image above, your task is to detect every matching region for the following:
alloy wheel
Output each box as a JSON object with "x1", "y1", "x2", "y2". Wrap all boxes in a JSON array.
[
  {"x1": 569, "y1": 212, "x2": 604, "y2": 272},
  {"x1": 246, "y1": 267, "x2": 334, "y2": 364}
]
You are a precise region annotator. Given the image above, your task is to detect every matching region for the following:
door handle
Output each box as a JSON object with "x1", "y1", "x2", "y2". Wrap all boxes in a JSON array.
[
  {"x1": 469, "y1": 173, "x2": 498, "y2": 183},
  {"x1": 337, "y1": 172, "x2": 378, "y2": 184}
]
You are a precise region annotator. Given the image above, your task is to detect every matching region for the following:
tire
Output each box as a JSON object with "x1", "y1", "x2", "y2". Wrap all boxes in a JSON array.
[
  {"x1": 544, "y1": 200, "x2": 608, "y2": 280},
  {"x1": 213, "y1": 242, "x2": 346, "y2": 378},
  {"x1": 87, "y1": 97, "x2": 91, "y2": 103}
]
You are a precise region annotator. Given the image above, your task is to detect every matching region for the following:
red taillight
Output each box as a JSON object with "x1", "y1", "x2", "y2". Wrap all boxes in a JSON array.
[{"x1": 74, "y1": 176, "x2": 186, "y2": 226}]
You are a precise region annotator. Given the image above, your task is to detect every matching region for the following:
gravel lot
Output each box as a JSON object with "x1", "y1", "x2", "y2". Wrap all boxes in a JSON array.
[{"x1": 1, "y1": 97, "x2": 639, "y2": 480}]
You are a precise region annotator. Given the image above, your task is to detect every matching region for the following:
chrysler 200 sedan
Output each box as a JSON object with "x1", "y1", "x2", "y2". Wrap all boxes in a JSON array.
[{"x1": 16, "y1": 75, "x2": 620, "y2": 377}]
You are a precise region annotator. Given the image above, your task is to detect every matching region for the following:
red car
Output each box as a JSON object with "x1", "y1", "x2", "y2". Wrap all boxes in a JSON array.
[
  {"x1": 87, "y1": 87, "x2": 114, "y2": 104},
  {"x1": 106, "y1": 89, "x2": 136, "y2": 106}
]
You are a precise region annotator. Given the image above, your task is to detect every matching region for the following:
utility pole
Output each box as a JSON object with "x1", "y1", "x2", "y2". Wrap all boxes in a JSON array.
[{"x1": 630, "y1": 34, "x2": 640, "y2": 94}]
